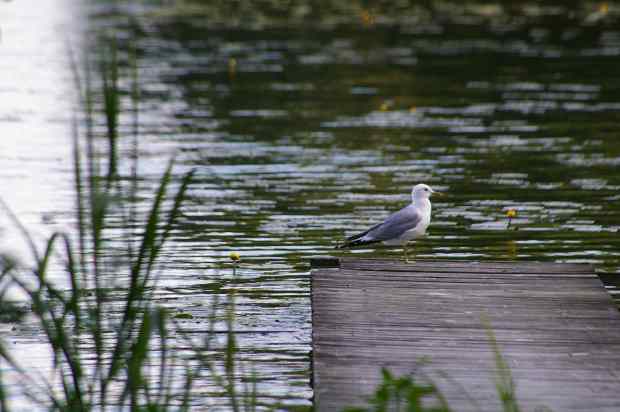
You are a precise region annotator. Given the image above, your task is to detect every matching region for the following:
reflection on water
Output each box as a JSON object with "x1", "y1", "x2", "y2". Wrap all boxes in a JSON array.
[
  {"x1": 3, "y1": 2, "x2": 620, "y2": 409},
  {"x1": 0, "y1": 0, "x2": 76, "y2": 261}
]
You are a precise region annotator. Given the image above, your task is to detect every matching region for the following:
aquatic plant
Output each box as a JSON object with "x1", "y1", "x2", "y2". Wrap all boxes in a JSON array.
[
  {"x1": 485, "y1": 324, "x2": 521, "y2": 412},
  {"x1": 506, "y1": 209, "x2": 517, "y2": 230},
  {"x1": 342, "y1": 321, "x2": 528, "y2": 412},
  {"x1": 342, "y1": 368, "x2": 452, "y2": 412}
]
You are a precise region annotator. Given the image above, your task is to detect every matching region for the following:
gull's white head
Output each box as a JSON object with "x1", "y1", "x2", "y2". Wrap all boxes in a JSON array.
[{"x1": 411, "y1": 183, "x2": 441, "y2": 203}]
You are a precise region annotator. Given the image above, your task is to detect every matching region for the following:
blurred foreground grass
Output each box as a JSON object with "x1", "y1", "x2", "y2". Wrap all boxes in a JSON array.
[{"x1": 0, "y1": 39, "x2": 259, "y2": 412}]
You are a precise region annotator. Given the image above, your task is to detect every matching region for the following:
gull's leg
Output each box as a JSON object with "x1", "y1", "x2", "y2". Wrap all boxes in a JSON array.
[
  {"x1": 403, "y1": 243, "x2": 409, "y2": 263},
  {"x1": 407, "y1": 242, "x2": 416, "y2": 263}
]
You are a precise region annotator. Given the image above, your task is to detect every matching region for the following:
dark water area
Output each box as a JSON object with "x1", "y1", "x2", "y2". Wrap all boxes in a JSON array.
[{"x1": 3, "y1": 1, "x2": 620, "y2": 409}]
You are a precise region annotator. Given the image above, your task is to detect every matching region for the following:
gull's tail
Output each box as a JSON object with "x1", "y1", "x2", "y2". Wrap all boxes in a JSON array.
[{"x1": 335, "y1": 228, "x2": 380, "y2": 249}]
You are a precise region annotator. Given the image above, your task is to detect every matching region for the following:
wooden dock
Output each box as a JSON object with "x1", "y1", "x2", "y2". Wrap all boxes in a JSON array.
[{"x1": 311, "y1": 258, "x2": 620, "y2": 412}]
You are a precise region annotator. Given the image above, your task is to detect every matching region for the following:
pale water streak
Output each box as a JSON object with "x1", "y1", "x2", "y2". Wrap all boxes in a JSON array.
[
  {"x1": 0, "y1": 0, "x2": 81, "y2": 409},
  {"x1": 0, "y1": 0, "x2": 78, "y2": 261}
]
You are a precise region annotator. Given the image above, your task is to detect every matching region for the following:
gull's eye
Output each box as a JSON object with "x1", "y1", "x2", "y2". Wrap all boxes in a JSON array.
[{"x1": 424, "y1": 188, "x2": 429, "y2": 191}]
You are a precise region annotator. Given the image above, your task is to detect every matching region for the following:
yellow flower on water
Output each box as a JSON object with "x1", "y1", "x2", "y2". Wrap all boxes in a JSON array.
[
  {"x1": 409, "y1": 106, "x2": 417, "y2": 113},
  {"x1": 229, "y1": 251, "x2": 240, "y2": 262},
  {"x1": 599, "y1": 2, "x2": 609, "y2": 14},
  {"x1": 379, "y1": 101, "x2": 392, "y2": 111},
  {"x1": 360, "y1": 9, "x2": 375, "y2": 26},
  {"x1": 506, "y1": 209, "x2": 517, "y2": 218}
]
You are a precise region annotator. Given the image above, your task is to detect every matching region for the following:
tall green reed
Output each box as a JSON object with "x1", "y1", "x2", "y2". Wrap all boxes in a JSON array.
[
  {"x1": 173, "y1": 256, "x2": 261, "y2": 412},
  {"x1": 0, "y1": 40, "x2": 194, "y2": 410},
  {"x1": 0, "y1": 35, "x2": 263, "y2": 411},
  {"x1": 484, "y1": 321, "x2": 521, "y2": 412}
]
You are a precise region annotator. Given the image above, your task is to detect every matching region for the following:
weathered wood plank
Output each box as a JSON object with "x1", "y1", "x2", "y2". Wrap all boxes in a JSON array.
[
  {"x1": 322, "y1": 267, "x2": 599, "y2": 279},
  {"x1": 311, "y1": 258, "x2": 620, "y2": 412},
  {"x1": 340, "y1": 259, "x2": 596, "y2": 274}
]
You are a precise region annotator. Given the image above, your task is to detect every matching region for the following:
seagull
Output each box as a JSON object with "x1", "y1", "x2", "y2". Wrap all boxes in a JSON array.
[{"x1": 337, "y1": 183, "x2": 443, "y2": 262}]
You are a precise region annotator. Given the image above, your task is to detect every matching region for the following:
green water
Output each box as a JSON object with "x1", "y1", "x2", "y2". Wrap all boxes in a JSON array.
[
  {"x1": 3, "y1": 2, "x2": 620, "y2": 409},
  {"x1": 118, "y1": 9, "x2": 620, "y2": 407}
]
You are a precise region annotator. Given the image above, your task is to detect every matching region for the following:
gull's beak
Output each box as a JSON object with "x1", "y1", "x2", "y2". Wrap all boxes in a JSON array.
[{"x1": 432, "y1": 190, "x2": 446, "y2": 197}]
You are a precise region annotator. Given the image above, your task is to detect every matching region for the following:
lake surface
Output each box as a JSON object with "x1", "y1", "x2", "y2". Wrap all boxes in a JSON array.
[{"x1": 2, "y1": 2, "x2": 620, "y2": 410}]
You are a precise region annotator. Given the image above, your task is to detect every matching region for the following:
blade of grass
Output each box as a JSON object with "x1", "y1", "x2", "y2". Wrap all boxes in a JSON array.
[
  {"x1": 100, "y1": 39, "x2": 119, "y2": 189},
  {"x1": 144, "y1": 168, "x2": 195, "y2": 289},
  {"x1": 483, "y1": 317, "x2": 521, "y2": 412},
  {"x1": 226, "y1": 278, "x2": 239, "y2": 412},
  {"x1": 0, "y1": 199, "x2": 41, "y2": 264},
  {"x1": 127, "y1": 309, "x2": 153, "y2": 409},
  {"x1": 0, "y1": 361, "x2": 8, "y2": 412},
  {"x1": 180, "y1": 360, "x2": 194, "y2": 412},
  {"x1": 106, "y1": 164, "x2": 193, "y2": 403},
  {"x1": 156, "y1": 306, "x2": 168, "y2": 406}
]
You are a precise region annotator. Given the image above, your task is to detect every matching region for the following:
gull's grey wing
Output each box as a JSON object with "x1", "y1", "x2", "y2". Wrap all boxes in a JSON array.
[
  {"x1": 362, "y1": 204, "x2": 422, "y2": 242},
  {"x1": 339, "y1": 205, "x2": 421, "y2": 248}
]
